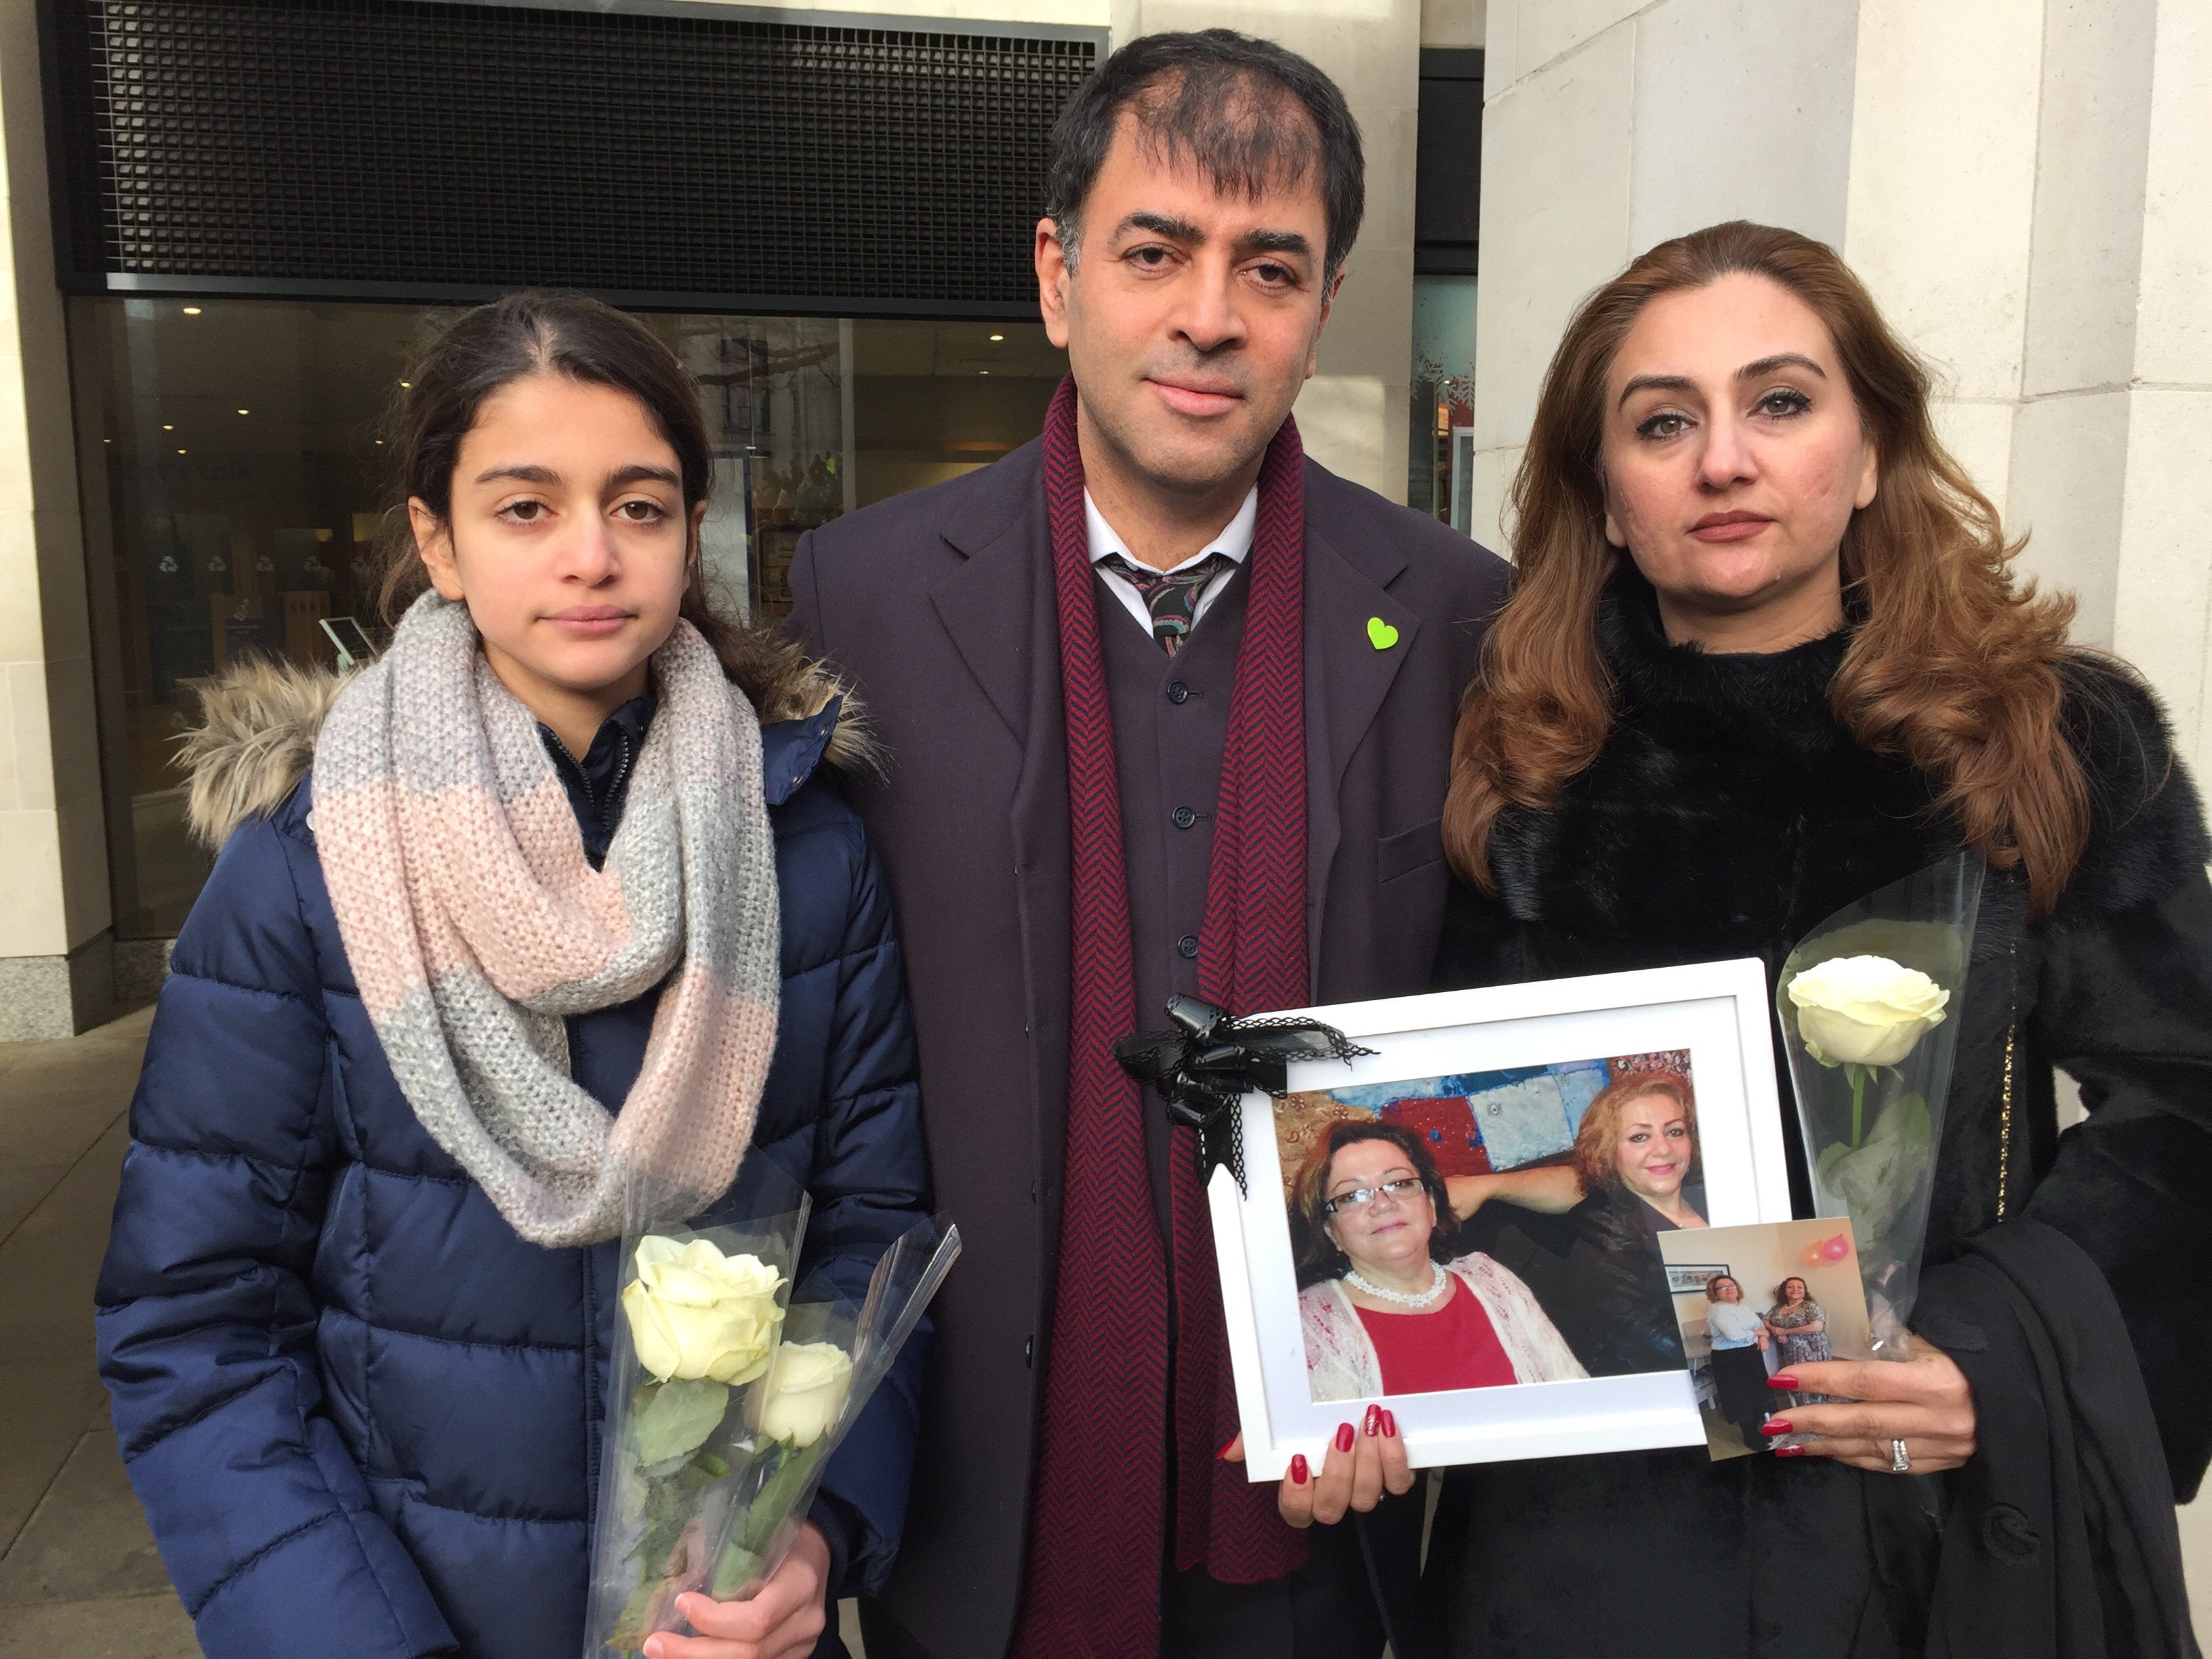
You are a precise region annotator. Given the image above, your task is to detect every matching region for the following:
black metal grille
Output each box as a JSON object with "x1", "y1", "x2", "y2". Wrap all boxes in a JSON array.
[{"x1": 43, "y1": 0, "x2": 1097, "y2": 313}]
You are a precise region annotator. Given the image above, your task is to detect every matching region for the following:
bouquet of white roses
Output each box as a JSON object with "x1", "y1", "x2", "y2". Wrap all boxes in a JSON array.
[
  {"x1": 581, "y1": 1160, "x2": 958, "y2": 1658},
  {"x1": 1776, "y1": 853, "x2": 1983, "y2": 1353}
]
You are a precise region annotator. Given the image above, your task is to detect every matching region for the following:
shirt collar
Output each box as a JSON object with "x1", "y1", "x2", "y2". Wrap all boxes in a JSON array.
[{"x1": 1084, "y1": 484, "x2": 1258, "y2": 575}]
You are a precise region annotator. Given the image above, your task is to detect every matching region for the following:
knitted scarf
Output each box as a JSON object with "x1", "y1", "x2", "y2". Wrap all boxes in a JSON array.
[
  {"x1": 1015, "y1": 377, "x2": 1310, "y2": 1657},
  {"x1": 310, "y1": 594, "x2": 781, "y2": 1248}
]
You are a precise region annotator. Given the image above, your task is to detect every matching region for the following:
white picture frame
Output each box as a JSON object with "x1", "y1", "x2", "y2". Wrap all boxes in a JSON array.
[{"x1": 1213, "y1": 958, "x2": 1793, "y2": 1479}]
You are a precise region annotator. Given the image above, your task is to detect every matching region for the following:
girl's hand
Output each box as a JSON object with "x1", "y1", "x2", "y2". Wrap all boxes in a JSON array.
[
  {"x1": 645, "y1": 1522, "x2": 831, "y2": 1659},
  {"x1": 1221, "y1": 1404, "x2": 1416, "y2": 1528},
  {"x1": 1764, "y1": 1335, "x2": 1977, "y2": 1474}
]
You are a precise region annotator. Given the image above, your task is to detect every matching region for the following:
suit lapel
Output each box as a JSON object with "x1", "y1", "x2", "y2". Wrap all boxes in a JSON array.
[
  {"x1": 1302, "y1": 499, "x2": 1418, "y2": 984},
  {"x1": 926, "y1": 455, "x2": 1048, "y2": 746}
]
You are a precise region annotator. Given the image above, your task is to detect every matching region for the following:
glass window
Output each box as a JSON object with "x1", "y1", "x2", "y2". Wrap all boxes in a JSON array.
[
  {"x1": 67, "y1": 297, "x2": 1064, "y2": 935},
  {"x1": 1408, "y1": 273, "x2": 1477, "y2": 529}
]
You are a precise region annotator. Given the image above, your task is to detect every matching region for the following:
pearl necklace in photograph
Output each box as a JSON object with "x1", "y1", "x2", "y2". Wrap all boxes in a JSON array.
[{"x1": 1345, "y1": 1261, "x2": 1448, "y2": 1308}]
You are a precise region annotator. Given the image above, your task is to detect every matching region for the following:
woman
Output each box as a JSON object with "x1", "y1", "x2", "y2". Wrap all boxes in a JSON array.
[
  {"x1": 1295, "y1": 1122, "x2": 1586, "y2": 1403},
  {"x1": 1432, "y1": 221, "x2": 2209, "y2": 1657},
  {"x1": 1447, "y1": 1071, "x2": 1705, "y2": 1374},
  {"x1": 1765, "y1": 1276, "x2": 1842, "y2": 1410},
  {"x1": 96, "y1": 294, "x2": 928, "y2": 1659},
  {"x1": 1701, "y1": 1276, "x2": 1774, "y2": 1447}
]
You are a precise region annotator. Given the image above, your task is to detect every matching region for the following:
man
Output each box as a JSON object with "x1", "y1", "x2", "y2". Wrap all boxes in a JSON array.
[{"x1": 787, "y1": 30, "x2": 1509, "y2": 1659}]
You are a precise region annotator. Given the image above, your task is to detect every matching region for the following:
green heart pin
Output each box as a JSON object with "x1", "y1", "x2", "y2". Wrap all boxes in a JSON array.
[{"x1": 1366, "y1": 616, "x2": 1400, "y2": 651}]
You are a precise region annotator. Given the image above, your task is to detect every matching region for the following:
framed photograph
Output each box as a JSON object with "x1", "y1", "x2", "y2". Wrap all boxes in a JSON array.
[
  {"x1": 1666, "y1": 1264, "x2": 1732, "y2": 1295},
  {"x1": 1211, "y1": 960, "x2": 1793, "y2": 1478}
]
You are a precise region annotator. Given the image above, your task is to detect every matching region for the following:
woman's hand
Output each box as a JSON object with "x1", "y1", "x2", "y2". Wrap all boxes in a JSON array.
[
  {"x1": 1765, "y1": 1334, "x2": 1977, "y2": 1474},
  {"x1": 1221, "y1": 1404, "x2": 1415, "y2": 1527},
  {"x1": 644, "y1": 1521, "x2": 831, "y2": 1659}
]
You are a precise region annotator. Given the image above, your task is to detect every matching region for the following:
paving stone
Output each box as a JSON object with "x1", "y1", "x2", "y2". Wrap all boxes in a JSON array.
[
  {"x1": 0, "y1": 1367, "x2": 107, "y2": 1558},
  {"x1": 0, "y1": 1591, "x2": 197, "y2": 1657},
  {"x1": 0, "y1": 1421, "x2": 173, "y2": 1608}
]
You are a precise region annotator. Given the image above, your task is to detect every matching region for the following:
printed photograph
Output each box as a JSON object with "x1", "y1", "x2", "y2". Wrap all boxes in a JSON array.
[
  {"x1": 1278, "y1": 1052, "x2": 1705, "y2": 1403},
  {"x1": 1658, "y1": 1220, "x2": 1873, "y2": 1461}
]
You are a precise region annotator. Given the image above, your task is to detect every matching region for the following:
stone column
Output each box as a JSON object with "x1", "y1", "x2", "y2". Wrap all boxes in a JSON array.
[{"x1": 0, "y1": 0, "x2": 114, "y2": 1038}]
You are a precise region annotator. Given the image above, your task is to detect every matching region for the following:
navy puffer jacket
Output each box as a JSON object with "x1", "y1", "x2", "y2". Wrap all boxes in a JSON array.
[{"x1": 95, "y1": 666, "x2": 930, "y2": 1659}]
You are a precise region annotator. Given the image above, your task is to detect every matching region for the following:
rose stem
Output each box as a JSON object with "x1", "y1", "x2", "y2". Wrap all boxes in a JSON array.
[{"x1": 1850, "y1": 1065, "x2": 1866, "y2": 1149}]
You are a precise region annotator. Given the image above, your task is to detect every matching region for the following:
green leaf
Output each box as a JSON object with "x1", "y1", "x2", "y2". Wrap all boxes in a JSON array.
[
  {"x1": 739, "y1": 1438, "x2": 828, "y2": 1555},
  {"x1": 1815, "y1": 1140, "x2": 1850, "y2": 1190},
  {"x1": 630, "y1": 1378, "x2": 730, "y2": 1469},
  {"x1": 1820, "y1": 1092, "x2": 1934, "y2": 1257},
  {"x1": 711, "y1": 1537, "x2": 763, "y2": 1600}
]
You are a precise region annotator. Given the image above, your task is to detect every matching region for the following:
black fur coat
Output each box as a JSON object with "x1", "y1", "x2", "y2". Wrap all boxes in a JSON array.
[{"x1": 1432, "y1": 577, "x2": 2212, "y2": 1659}]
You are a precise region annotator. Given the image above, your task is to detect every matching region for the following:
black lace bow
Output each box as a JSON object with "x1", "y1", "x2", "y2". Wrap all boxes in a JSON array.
[{"x1": 1114, "y1": 995, "x2": 1377, "y2": 1195}]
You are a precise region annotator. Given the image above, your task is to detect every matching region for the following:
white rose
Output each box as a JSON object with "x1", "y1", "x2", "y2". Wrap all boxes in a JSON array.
[
  {"x1": 746, "y1": 1340, "x2": 855, "y2": 1448},
  {"x1": 621, "y1": 1236, "x2": 786, "y2": 1385},
  {"x1": 1786, "y1": 954, "x2": 1950, "y2": 1068}
]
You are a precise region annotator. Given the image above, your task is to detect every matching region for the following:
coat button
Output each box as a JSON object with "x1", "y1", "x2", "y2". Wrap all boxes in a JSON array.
[
  {"x1": 1171, "y1": 805, "x2": 1196, "y2": 829},
  {"x1": 1176, "y1": 935, "x2": 1200, "y2": 958},
  {"x1": 1166, "y1": 680, "x2": 1190, "y2": 703}
]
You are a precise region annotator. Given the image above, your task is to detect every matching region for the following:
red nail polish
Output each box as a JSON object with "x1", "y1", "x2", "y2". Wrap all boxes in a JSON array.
[
  {"x1": 1768, "y1": 1374, "x2": 1797, "y2": 1390},
  {"x1": 1290, "y1": 1454, "x2": 1309, "y2": 1485},
  {"x1": 1363, "y1": 1405, "x2": 1380, "y2": 1437},
  {"x1": 1335, "y1": 1422, "x2": 1355, "y2": 1454},
  {"x1": 1380, "y1": 1409, "x2": 1397, "y2": 1438},
  {"x1": 1772, "y1": 1444, "x2": 1807, "y2": 1458},
  {"x1": 1760, "y1": 1420, "x2": 1793, "y2": 1437},
  {"x1": 1218, "y1": 1437, "x2": 1238, "y2": 1461}
]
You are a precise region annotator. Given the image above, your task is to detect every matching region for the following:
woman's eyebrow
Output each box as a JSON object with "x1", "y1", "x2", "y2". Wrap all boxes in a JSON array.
[
  {"x1": 1737, "y1": 352, "x2": 1826, "y2": 382},
  {"x1": 475, "y1": 462, "x2": 561, "y2": 485},
  {"x1": 608, "y1": 464, "x2": 682, "y2": 489},
  {"x1": 1617, "y1": 352, "x2": 1828, "y2": 409}
]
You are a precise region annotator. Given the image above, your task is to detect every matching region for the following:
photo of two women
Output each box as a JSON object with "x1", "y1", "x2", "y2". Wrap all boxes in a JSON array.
[{"x1": 1283, "y1": 1057, "x2": 1706, "y2": 1401}]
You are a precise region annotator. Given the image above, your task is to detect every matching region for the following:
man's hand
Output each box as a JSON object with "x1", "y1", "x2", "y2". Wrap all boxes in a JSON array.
[
  {"x1": 643, "y1": 1521, "x2": 832, "y2": 1659},
  {"x1": 1767, "y1": 1336, "x2": 1977, "y2": 1474},
  {"x1": 1221, "y1": 1403, "x2": 1415, "y2": 1528}
]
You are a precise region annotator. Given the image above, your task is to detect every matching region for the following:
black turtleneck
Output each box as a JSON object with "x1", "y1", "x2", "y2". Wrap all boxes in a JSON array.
[{"x1": 537, "y1": 693, "x2": 655, "y2": 869}]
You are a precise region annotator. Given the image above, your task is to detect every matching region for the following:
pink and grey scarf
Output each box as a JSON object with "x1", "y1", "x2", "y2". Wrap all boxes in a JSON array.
[{"x1": 311, "y1": 594, "x2": 781, "y2": 1248}]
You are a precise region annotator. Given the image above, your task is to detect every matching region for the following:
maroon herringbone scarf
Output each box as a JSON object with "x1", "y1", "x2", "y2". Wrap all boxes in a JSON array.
[{"x1": 1012, "y1": 377, "x2": 1310, "y2": 1657}]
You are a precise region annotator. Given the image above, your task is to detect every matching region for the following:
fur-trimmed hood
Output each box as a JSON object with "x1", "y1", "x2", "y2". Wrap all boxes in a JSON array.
[{"x1": 179, "y1": 637, "x2": 871, "y2": 849}]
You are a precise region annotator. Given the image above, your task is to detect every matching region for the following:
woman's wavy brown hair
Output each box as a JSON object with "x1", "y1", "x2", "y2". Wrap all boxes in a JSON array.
[{"x1": 1443, "y1": 220, "x2": 2089, "y2": 917}]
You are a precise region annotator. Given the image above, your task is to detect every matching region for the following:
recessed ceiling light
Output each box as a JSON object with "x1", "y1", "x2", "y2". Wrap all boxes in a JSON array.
[
  {"x1": 181, "y1": 306, "x2": 202, "y2": 316},
  {"x1": 162, "y1": 424, "x2": 174, "y2": 431},
  {"x1": 102, "y1": 437, "x2": 112, "y2": 444},
  {"x1": 176, "y1": 448, "x2": 186, "y2": 455},
  {"x1": 375, "y1": 438, "x2": 385, "y2": 445},
  {"x1": 979, "y1": 370, "x2": 990, "y2": 376},
  {"x1": 989, "y1": 333, "x2": 1005, "y2": 342},
  {"x1": 398, "y1": 380, "x2": 411, "y2": 388},
  {"x1": 236, "y1": 407, "x2": 249, "y2": 415}
]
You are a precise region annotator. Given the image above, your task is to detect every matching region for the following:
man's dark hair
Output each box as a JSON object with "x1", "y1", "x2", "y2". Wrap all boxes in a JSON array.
[{"x1": 1044, "y1": 30, "x2": 1365, "y2": 283}]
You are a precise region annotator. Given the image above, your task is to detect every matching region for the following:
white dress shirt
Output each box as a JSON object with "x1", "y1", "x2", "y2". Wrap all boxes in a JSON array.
[{"x1": 1084, "y1": 485, "x2": 1258, "y2": 640}]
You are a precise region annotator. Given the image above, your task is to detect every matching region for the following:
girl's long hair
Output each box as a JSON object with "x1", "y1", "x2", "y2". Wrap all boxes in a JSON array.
[
  {"x1": 369, "y1": 291, "x2": 817, "y2": 718},
  {"x1": 1443, "y1": 221, "x2": 2090, "y2": 918}
]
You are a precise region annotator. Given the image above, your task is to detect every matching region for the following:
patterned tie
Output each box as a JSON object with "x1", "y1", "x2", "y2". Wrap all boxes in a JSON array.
[{"x1": 1097, "y1": 550, "x2": 1237, "y2": 656}]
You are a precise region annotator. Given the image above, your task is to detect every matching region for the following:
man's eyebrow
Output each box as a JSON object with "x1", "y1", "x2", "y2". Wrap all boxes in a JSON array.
[
  {"x1": 1240, "y1": 229, "x2": 1314, "y2": 261},
  {"x1": 1616, "y1": 353, "x2": 1831, "y2": 411},
  {"x1": 1113, "y1": 211, "x2": 1206, "y2": 244}
]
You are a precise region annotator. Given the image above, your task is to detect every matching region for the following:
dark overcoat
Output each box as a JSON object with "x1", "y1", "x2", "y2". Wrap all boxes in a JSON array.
[
  {"x1": 1431, "y1": 574, "x2": 2212, "y2": 1659},
  {"x1": 787, "y1": 435, "x2": 1511, "y2": 1659}
]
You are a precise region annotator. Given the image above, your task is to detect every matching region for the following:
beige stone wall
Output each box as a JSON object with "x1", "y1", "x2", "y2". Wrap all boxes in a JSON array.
[{"x1": 0, "y1": 0, "x2": 114, "y2": 1036}]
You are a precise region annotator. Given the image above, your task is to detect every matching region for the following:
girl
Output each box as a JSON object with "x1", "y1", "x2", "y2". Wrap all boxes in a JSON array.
[{"x1": 96, "y1": 293, "x2": 929, "y2": 1659}]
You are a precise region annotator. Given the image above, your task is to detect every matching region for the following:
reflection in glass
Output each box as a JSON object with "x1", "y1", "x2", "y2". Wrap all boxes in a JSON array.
[{"x1": 68, "y1": 298, "x2": 1063, "y2": 935}]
